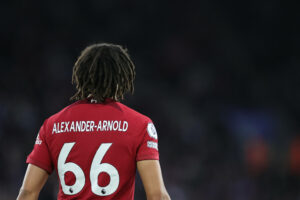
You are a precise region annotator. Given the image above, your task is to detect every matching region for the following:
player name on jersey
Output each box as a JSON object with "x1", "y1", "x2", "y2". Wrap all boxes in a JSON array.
[{"x1": 52, "y1": 120, "x2": 128, "y2": 134}]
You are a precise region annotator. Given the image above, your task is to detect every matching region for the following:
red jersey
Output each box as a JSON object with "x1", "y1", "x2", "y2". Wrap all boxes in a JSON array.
[{"x1": 26, "y1": 99, "x2": 159, "y2": 200}]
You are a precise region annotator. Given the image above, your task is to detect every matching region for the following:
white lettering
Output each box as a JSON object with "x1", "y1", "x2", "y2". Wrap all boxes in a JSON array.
[
  {"x1": 86, "y1": 121, "x2": 90, "y2": 132},
  {"x1": 70, "y1": 121, "x2": 75, "y2": 132},
  {"x1": 97, "y1": 121, "x2": 102, "y2": 131},
  {"x1": 102, "y1": 121, "x2": 107, "y2": 131},
  {"x1": 113, "y1": 121, "x2": 118, "y2": 131},
  {"x1": 76, "y1": 121, "x2": 80, "y2": 132},
  {"x1": 81, "y1": 121, "x2": 86, "y2": 132},
  {"x1": 90, "y1": 121, "x2": 95, "y2": 132},
  {"x1": 64, "y1": 122, "x2": 69, "y2": 132},
  {"x1": 123, "y1": 121, "x2": 128, "y2": 132},
  {"x1": 107, "y1": 121, "x2": 113, "y2": 131},
  {"x1": 118, "y1": 121, "x2": 122, "y2": 131},
  {"x1": 61, "y1": 122, "x2": 64, "y2": 132},
  {"x1": 52, "y1": 120, "x2": 128, "y2": 134},
  {"x1": 52, "y1": 123, "x2": 57, "y2": 134}
]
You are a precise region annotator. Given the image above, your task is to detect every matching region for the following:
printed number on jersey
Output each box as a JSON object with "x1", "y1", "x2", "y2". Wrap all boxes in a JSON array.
[{"x1": 57, "y1": 142, "x2": 119, "y2": 196}]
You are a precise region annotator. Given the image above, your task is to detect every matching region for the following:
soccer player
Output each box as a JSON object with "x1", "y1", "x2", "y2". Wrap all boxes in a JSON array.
[{"x1": 17, "y1": 43, "x2": 171, "y2": 200}]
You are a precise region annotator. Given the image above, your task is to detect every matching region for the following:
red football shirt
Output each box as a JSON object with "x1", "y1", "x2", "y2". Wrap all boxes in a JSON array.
[{"x1": 26, "y1": 99, "x2": 159, "y2": 200}]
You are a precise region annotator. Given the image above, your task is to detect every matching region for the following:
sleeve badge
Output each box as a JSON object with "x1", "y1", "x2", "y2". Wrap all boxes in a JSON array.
[{"x1": 147, "y1": 123, "x2": 158, "y2": 140}]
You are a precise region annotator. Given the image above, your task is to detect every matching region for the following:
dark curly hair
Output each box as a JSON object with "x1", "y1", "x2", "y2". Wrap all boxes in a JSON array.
[{"x1": 70, "y1": 43, "x2": 136, "y2": 102}]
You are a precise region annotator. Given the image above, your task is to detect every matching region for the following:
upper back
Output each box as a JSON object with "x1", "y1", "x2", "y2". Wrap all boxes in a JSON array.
[{"x1": 28, "y1": 99, "x2": 159, "y2": 200}]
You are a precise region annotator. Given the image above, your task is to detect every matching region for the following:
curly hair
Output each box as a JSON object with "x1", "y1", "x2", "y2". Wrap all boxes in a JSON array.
[{"x1": 70, "y1": 43, "x2": 136, "y2": 102}]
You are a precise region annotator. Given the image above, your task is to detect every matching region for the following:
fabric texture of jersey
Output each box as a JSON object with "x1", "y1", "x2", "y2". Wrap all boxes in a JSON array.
[{"x1": 26, "y1": 99, "x2": 159, "y2": 200}]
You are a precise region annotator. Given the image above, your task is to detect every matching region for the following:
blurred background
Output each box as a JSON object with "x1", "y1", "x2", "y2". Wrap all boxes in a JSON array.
[{"x1": 0, "y1": 0, "x2": 299, "y2": 199}]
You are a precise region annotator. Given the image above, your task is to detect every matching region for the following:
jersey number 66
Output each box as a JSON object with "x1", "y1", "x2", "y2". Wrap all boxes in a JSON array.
[{"x1": 57, "y1": 142, "x2": 119, "y2": 196}]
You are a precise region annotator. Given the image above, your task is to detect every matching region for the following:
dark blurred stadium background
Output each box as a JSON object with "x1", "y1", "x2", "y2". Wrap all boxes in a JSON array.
[{"x1": 0, "y1": 0, "x2": 299, "y2": 199}]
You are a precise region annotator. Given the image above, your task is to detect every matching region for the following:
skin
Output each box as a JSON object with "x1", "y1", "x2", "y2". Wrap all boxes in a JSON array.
[
  {"x1": 17, "y1": 164, "x2": 49, "y2": 200},
  {"x1": 17, "y1": 161, "x2": 170, "y2": 200},
  {"x1": 137, "y1": 160, "x2": 171, "y2": 200}
]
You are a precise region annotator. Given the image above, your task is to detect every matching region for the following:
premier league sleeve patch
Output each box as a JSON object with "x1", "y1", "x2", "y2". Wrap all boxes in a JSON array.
[{"x1": 147, "y1": 123, "x2": 158, "y2": 140}]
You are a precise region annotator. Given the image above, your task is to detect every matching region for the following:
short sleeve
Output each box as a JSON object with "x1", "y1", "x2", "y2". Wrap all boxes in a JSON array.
[
  {"x1": 26, "y1": 121, "x2": 53, "y2": 174},
  {"x1": 136, "y1": 120, "x2": 159, "y2": 161}
]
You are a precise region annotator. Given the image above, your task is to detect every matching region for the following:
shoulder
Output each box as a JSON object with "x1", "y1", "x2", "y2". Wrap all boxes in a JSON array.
[
  {"x1": 43, "y1": 100, "x2": 152, "y2": 128},
  {"x1": 117, "y1": 102, "x2": 157, "y2": 139},
  {"x1": 42, "y1": 101, "x2": 82, "y2": 127},
  {"x1": 116, "y1": 102, "x2": 152, "y2": 123}
]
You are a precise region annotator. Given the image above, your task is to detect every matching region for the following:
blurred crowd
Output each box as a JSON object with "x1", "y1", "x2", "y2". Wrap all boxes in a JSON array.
[{"x1": 0, "y1": 0, "x2": 299, "y2": 199}]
